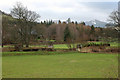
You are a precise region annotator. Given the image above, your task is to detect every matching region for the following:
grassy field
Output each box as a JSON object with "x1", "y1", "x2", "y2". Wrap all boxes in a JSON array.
[
  {"x1": 2, "y1": 51, "x2": 118, "y2": 78},
  {"x1": 27, "y1": 42, "x2": 120, "y2": 50},
  {"x1": 3, "y1": 41, "x2": 119, "y2": 49}
]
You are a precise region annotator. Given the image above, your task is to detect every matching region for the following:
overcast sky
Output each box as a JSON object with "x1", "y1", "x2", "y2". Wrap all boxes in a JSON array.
[{"x1": 0, "y1": 0, "x2": 119, "y2": 22}]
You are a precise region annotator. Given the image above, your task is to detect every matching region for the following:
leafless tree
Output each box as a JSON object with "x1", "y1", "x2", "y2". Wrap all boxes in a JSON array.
[
  {"x1": 11, "y1": 2, "x2": 40, "y2": 47},
  {"x1": 109, "y1": 11, "x2": 120, "y2": 31}
]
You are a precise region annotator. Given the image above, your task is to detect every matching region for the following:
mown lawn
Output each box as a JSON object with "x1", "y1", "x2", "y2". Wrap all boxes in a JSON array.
[{"x1": 2, "y1": 52, "x2": 118, "y2": 78}]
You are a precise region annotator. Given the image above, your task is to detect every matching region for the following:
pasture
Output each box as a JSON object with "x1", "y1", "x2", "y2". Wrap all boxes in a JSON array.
[{"x1": 2, "y1": 51, "x2": 118, "y2": 78}]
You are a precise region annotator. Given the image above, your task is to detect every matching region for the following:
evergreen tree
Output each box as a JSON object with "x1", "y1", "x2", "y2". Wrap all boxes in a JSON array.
[
  {"x1": 67, "y1": 18, "x2": 71, "y2": 23},
  {"x1": 44, "y1": 21, "x2": 46, "y2": 24},
  {"x1": 64, "y1": 25, "x2": 71, "y2": 42},
  {"x1": 81, "y1": 22, "x2": 85, "y2": 25},
  {"x1": 58, "y1": 20, "x2": 61, "y2": 24},
  {"x1": 91, "y1": 25, "x2": 95, "y2": 34},
  {"x1": 75, "y1": 21, "x2": 78, "y2": 25}
]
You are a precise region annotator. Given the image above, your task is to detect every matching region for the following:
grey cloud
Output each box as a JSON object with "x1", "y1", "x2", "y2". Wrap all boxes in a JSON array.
[{"x1": 0, "y1": 1, "x2": 118, "y2": 22}]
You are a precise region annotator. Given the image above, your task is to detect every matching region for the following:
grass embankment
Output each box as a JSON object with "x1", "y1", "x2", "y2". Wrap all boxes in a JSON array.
[
  {"x1": 2, "y1": 51, "x2": 77, "y2": 56},
  {"x1": 2, "y1": 51, "x2": 118, "y2": 78}
]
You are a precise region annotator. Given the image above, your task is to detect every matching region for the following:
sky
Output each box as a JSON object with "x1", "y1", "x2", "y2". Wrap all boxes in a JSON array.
[{"x1": 0, "y1": 0, "x2": 119, "y2": 22}]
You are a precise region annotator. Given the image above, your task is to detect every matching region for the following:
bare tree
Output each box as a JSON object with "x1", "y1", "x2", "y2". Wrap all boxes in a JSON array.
[
  {"x1": 109, "y1": 11, "x2": 120, "y2": 31},
  {"x1": 11, "y1": 2, "x2": 40, "y2": 47}
]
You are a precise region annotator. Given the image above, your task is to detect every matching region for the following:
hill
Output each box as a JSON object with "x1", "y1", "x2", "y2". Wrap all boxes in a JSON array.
[{"x1": 85, "y1": 19, "x2": 107, "y2": 27}]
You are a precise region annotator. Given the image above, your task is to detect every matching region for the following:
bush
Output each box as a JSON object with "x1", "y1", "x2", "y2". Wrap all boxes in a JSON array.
[{"x1": 14, "y1": 44, "x2": 23, "y2": 51}]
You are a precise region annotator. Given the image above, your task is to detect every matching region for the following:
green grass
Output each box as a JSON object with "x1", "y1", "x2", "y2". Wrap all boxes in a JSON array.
[
  {"x1": 2, "y1": 52, "x2": 118, "y2": 78},
  {"x1": 53, "y1": 42, "x2": 120, "y2": 49},
  {"x1": 30, "y1": 44, "x2": 72, "y2": 49},
  {"x1": 88, "y1": 41, "x2": 120, "y2": 47},
  {"x1": 54, "y1": 44, "x2": 69, "y2": 49},
  {"x1": 29, "y1": 44, "x2": 73, "y2": 49},
  {"x1": 2, "y1": 41, "x2": 120, "y2": 50},
  {"x1": 2, "y1": 51, "x2": 76, "y2": 56},
  {"x1": 110, "y1": 42, "x2": 120, "y2": 47},
  {"x1": 29, "y1": 45, "x2": 46, "y2": 47}
]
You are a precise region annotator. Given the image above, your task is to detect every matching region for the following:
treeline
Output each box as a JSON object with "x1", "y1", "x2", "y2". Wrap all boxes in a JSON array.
[
  {"x1": 34, "y1": 19, "x2": 118, "y2": 42},
  {"x1": 2, "y1": 2, "x2": 118, "y2": 47}
]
